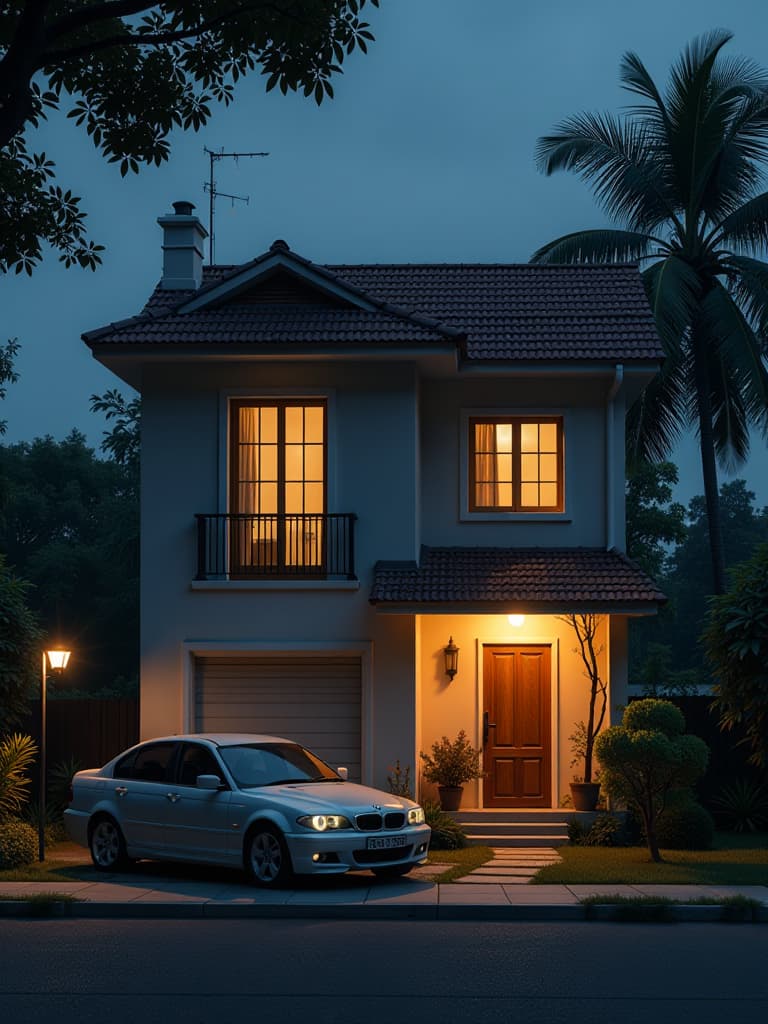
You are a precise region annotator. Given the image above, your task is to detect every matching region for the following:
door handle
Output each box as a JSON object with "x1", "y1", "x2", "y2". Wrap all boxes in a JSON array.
[
  {"x1": 483, "y1": 712, "x2": 497, "y2": 745},
  {"x1": 114, "y1": 786, "x2": 127, "y2": 797},
  {"x1": 166, "y1": 792, "x2": 180, "y2": 803}
]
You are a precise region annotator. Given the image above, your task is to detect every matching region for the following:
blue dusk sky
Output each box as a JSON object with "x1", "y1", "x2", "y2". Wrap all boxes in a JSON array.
[{"x1": 3, "y1": 0, "x2": 768, "y2": 508}]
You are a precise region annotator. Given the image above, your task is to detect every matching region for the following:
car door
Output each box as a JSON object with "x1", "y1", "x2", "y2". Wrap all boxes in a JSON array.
[
  {"x1": 163, "y1": 742, "x2": 234, "y2": 863},
  {"x1": 111, "y1": 741, "x2": 179, "y2": 853}
]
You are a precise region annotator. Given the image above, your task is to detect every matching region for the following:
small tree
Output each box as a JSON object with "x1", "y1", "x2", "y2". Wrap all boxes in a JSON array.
[
  {"x1": 0, "y1": 733, "x2": 37, "y2": 820},
  {"x1": 703, "y1": 543, "x2": 768, "y2": 770},
  {"x1": 595, "y1": 699, "x2": 709, "y2": 862},
  {"x1": 560, "y1": 613, "x2": 607, "y2": 784}
]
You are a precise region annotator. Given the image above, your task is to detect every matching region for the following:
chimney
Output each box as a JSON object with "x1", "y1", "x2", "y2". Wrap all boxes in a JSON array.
[{"x1": 157, "y1": 200, "x2": 208, "y2": 290}]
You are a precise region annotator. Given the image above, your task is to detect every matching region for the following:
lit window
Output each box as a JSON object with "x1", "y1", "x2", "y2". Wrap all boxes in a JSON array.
[
  {"x1": 469, "y1": 417, "x2": 563, "y2": 512},
  {"x1": 230, "y1": 400, "x2": 325, "y2": 571}
]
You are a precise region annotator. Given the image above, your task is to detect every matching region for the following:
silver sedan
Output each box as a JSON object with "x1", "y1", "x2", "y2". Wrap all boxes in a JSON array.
[{"x1": 64, "y1": 733, "x2": 431, "y2": 886}]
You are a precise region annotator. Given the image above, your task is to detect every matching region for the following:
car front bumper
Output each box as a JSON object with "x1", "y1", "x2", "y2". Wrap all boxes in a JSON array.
[{"x1": 284, "y1": 824, "x2": 431, "y2": 875}]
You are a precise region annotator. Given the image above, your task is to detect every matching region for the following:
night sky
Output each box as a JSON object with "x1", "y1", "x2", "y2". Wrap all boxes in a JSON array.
[{"x1": 3, "y1": 0, "x2": 768, "y2": 506}]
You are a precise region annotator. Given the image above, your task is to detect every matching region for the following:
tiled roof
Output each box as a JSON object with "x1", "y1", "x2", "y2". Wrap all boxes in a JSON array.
[
  {"x1": 84, "y1": 244, "x2": 663, "y2": 363},
  {"x1": 369, "y1": 547, "x2": 666, "y2": 610},
  {"x1": 85, "y1": 306, "x2": 453, "y2": 347}
]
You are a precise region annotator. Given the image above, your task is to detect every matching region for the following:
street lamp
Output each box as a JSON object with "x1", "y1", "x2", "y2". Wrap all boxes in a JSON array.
[{"x1": 39, "y1": 648, "x2": 71, "y2": 862}]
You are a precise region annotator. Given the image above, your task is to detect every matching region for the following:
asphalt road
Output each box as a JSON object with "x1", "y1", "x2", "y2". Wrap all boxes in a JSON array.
[{"x1": 1, "y1": 919, "x2": 766, "y2": 1024}]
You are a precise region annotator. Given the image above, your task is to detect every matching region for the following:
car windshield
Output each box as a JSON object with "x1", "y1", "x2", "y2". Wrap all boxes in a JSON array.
[{"x1": 218, "y1": 742, "x2": 339, "y2": 788}]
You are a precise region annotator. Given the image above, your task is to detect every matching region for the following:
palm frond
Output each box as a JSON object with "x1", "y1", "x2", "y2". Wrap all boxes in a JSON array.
[
  {"x1": 626, "y1": 348, "x2": 689, "y2": 464},
  {"x1": 620, "y1": 50, "x2": 670, "y2": 136},
  {"x1": 531, "y1": 228, "x2": 657, "y2": 264},
  {"x1": 535, "y1": 112, "x2": 678, "y2": 230},
  {"x1": 717, "y1": 190, "x2": 768, "y2": 250},
  {"x1": 643, "y1": 256, "x2": 701, "y2": 352},
  {"x1": 723, "y1": 253, "x2": 768, "y2": 331},
  {"x1": 699, "y1": 283, "x2": 768, "y2": 464}
]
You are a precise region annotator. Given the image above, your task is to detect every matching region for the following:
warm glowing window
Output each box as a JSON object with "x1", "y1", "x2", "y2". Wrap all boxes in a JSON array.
[
  {"x1": 469, "y1": 417, "x2": 563, "y2": 512},
  {"x1": 230, "y1": 400, "x2": 325, "y2": 570}
]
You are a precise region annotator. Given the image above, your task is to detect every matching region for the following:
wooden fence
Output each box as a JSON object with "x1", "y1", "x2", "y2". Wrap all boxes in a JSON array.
[{"x1": 21, "y1": 699, "x2": 139, "y2": 771}]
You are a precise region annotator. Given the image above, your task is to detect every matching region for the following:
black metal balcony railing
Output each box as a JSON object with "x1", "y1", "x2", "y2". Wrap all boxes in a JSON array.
[{"x1": 195, "y1": 513, "x2": 356, "y2": 580}]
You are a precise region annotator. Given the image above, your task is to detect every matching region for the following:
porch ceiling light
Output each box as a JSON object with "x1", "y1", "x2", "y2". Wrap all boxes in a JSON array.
[
  {"x1": 443, "y1": 636, "x2": 459, "y2": 681},
  {"x1": 507, "y1": 615, "x2": 525, "y2": 627}
]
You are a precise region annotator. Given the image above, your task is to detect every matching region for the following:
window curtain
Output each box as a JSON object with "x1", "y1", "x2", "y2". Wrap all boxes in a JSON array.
[
  {"x1": 475, "y1": 422, "x2": 499, "y2": 507},
  {"x1": 238, "y1": 407, "x2": 259, "y2": 514}
]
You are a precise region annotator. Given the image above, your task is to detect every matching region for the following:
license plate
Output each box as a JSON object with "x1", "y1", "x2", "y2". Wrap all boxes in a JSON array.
[{"x1": 366, "y1": 835, "x2": 408, "y2": 850}]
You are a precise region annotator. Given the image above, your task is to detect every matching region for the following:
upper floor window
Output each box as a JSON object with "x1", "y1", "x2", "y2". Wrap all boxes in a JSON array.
[
  {"x1": 230, "y1": 400, "x2": 326, "y2": 572},
  {"x1": 469, "y1": 416, "x2": 563, "y2": 512}
]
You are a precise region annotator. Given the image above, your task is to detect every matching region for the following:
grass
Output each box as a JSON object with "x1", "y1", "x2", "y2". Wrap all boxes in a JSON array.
[
  {"x1": 577, "y1": 893, "x2": 763, "y2": 922},
  {"x1": 426, "y1": 845, "x2": 494, "y2": 882},
  {"x1": 533, "y1": 831, "x2": 768, "y2": 885},
  {"x1": 0, "y1": 840, "x2": 495, "y2": 886}
]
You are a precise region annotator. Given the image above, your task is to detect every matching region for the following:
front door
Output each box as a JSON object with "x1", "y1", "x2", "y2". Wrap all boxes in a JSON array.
[{"x1": 483, "y1": 645, "x2": 551, "y2": 808}]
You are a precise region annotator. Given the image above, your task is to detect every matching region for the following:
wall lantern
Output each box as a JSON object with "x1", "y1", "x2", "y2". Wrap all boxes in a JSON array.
[
  {"x1": 507, "y1": 614, "x2": 526, "y2": 627},
  {"x1": 443, "y1": 636, "x2": 459, "y2": 680},
  {"x1": 39, "y1": 648, "x2": 72, "y2": 862}
]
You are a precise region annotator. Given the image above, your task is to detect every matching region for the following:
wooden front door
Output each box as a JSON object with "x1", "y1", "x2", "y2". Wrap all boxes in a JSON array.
[{"x1": 482, "y1": 645, "x2": 551, "y2": 808}]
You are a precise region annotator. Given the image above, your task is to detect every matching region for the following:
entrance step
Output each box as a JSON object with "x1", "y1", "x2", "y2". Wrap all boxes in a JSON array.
[{"x1": 451, "y1": 809, "x2": 598, "y2": 848}]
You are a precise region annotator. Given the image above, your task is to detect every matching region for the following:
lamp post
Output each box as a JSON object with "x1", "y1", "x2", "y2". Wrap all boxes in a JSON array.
[{"x1": 39, "y1": 648, "x2": 71, "y2": 862}]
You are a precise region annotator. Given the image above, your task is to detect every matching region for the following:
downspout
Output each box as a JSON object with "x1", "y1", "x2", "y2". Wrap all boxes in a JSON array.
[{"x1": 606, "y1": 364, "x2": 624, "y2": 551}]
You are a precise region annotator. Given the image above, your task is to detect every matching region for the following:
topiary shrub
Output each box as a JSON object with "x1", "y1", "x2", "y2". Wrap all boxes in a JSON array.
[
  {"x1": 595, "y1": 698, "x2": 709, "y2": 862},
  {"x1": 655, "y1": 795, "x2": 714, "y2": 850},
  {"x1": 423, "y1": 800, "x2": 466, "y2": 849},
  {"x1": 0, "y1": 817, "x2": 37, "y2": 868}
]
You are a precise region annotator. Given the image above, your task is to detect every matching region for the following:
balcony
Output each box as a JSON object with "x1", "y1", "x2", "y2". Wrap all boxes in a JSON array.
[{"x1": 195, "y1": 513, "x2": 357, "y2": 581}]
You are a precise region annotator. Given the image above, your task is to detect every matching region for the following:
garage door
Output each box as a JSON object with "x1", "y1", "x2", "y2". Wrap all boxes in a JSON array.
[{"x1": 194, "y1": 655, "x2": 362, "y2": 782}]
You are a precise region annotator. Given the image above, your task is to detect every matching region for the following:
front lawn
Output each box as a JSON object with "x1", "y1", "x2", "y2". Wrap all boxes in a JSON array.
[
  {"x1": 533, "y1": 832, "x2": 768, "y2": 885},
  {"x1": 426, "y1": 845, "x2": 493, "y2": 882}
]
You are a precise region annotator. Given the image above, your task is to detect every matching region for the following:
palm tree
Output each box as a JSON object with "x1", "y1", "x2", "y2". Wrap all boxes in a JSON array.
[{"x1": 532, "y1": 30, "x2": 768, "y2": 594}]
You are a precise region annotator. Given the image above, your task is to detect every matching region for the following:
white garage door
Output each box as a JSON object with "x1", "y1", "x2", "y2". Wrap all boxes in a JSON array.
[{"x1": 194, "y1": 655, "x2": 362, "y2": 782}]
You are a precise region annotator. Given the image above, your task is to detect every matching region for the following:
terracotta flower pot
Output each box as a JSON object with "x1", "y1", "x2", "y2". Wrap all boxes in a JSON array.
[
  {"x1": 570, "y1": 782, "x2": 601, "y2": 811},
  {"x1": 437, "y1": 785, "x2": 464, "y2": 812}
]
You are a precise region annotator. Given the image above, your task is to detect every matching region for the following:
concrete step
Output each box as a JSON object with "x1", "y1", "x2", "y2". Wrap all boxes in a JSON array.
[
  {"x1": 464, "y1": 833, "x2": 569, "y2": 848},
  {"x1": 454, "y1": 809, "x2": 594, "y2": 824},
  {"x1": 460, "y1": 821, "x2": 569, "y2": 837}
]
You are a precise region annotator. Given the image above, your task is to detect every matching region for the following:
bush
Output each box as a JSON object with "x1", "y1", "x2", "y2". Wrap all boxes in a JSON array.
[
  {"x1": 423, "y1": 800, "x2": 466, "y2": 849},
  {"x1": 567, "y1": 813, "x2": 623, "y2": 847},
  {"x1": 655, "y1": 797, "x2": 714, "y2": 850},
  {"x1": 420, "y1": 731, "x2": 483, "y2": 788},
  {"x1": 0, "y1": 817, "x2": 37, "y2": 868},
  {"x1": 709, "y1": 777, "x2": 768, "y2": 833}
]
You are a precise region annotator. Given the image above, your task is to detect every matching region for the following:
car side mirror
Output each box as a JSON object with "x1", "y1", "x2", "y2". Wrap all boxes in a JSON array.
[
  {"x1": 336, "y1": 767, "x2": 348, "y2": 781},
  {"x1": 197, "y1": 774, "x2": 223, "y2": 790}
]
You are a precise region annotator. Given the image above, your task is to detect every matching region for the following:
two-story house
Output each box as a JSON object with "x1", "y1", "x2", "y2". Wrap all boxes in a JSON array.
[{"x1": 83, "y1": 200, "x2": 665, "y2": 812}]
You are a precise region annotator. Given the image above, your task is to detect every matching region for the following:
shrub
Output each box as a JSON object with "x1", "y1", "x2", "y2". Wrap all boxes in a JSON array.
[
  {"x1": 0, "y1": 733, "x2": 38, "y2": 820},
  {"x1": 0, "y1": 818, "x2": 37, "y2": 868},
  {"x1": 595, "y1": 698, "x2": 709, "y2": 862},
  {"x1": 709, "y1": 777, "x2": 768, "y2": 833},
  {"x1": 386, "y1": 760, "x2": 413, "y2": 799},
  {"x1": 420, "y1": 731, "x2": 483, "y2": 788},
  {"x1": 655, "y1": 797, "x2": 714, "y2": 850},
  {"x1": 567, "y1": 813, "x2": 623, "y2": 847},
  {"x1": 423, "y1": 800, "x2": 466, "y2": 849},
  {"x1": 581, "y1": 813, "x2": 623, "y2": 847}
]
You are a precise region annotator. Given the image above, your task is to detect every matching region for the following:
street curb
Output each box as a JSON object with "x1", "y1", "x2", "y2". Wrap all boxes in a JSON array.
[{"x1": 0, "y1": 900, "x2": 765, "y2": 922}]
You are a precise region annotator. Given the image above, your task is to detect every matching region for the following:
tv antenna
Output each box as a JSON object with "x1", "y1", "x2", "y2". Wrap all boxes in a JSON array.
[{"x1": 203, "y1": 147, "x2": 269, "y2": 264}]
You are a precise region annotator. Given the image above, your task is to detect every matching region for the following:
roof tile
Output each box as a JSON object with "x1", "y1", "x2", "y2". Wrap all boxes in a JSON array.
[{"x1": 370, "y1": 546, "x2": 666, "y2": 608}]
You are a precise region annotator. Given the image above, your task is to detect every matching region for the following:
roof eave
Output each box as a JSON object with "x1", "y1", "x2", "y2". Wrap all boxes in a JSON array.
[{"x1": 369, "y1": 599, "x2": 664, "y2": 615}]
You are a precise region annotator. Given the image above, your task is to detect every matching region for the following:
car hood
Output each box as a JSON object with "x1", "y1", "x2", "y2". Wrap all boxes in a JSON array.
[{"x1": 240, "y1": 781, "x2": 415, "y2": 814}]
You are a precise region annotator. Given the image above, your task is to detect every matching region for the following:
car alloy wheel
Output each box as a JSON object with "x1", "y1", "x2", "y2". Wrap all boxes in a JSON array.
[
  {"x1": 246, "y1": 826, "x2": 292, "y2": 886},
  {"x1": 89, "y1": 817, "x2": 131, "y2": 871}
]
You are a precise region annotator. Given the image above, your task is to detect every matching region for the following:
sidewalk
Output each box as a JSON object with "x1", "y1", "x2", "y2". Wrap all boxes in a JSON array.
[{"x1": 1, "y1": 863, "x2": 766, "y2": 921}]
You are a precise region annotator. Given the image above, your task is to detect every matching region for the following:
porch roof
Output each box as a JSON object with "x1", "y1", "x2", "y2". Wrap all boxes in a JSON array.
[{"x1": 369, "y1": 546, "x2": 666, "y2": 614}]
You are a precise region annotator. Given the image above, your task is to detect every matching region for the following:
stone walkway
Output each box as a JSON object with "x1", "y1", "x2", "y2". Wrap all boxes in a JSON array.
[{"x1": 455, "y1": 846, "x2": 562, "y2": 884}]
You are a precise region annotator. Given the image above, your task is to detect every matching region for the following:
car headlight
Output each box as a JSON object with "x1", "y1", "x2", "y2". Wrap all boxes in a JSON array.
[
  {"x1": 407, "y1": 806, "x2": 425, "y2": 825},
  {"x1": 296, "y1": 814, "x2": 352, "y2": 832}
]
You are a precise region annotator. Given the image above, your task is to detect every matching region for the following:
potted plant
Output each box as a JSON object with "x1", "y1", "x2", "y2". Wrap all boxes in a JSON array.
[
  {"x1": 560, "y1": 613, "x2": 607, "y2": 812},
  {"x1": 420, "y1": 730, "x2": 483, "y2": 811}
]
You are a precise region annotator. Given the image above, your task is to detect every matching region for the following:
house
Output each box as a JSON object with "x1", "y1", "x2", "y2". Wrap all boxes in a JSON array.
[{"x1": 82, "y1": 200, "x2": 666, "y2": 811}]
